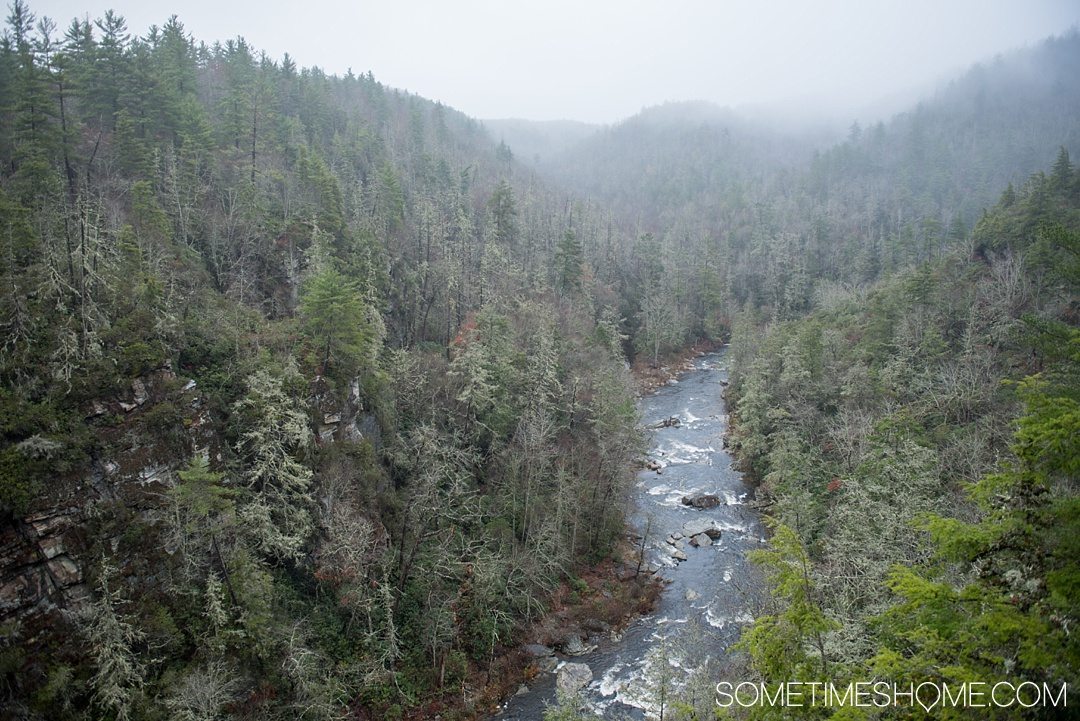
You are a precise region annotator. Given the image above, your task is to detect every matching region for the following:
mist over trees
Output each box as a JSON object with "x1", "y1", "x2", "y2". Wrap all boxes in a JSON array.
[{"x1": 0, "y1": 1, "x2": 1077, "y2": 718}]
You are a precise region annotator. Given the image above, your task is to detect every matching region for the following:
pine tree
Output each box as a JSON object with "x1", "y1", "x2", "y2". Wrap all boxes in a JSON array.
[
  {"x1": 300, "y1": 267, "x2": 381, "y2": 377},
  {"x1": 448, "y1": 324, "x2": 495, "y2": 438},
  {"x1": 555, "y1": 227, "x2": 583, "y2": 292},
  {"x1": 738, "y1": 523, "x2": 837, "y2": 681},
  {"x1": 489, "y1": 179, "x2": 517, "y2": 248},
  {"x1": 1051, "y1": 146, "x2": 1072, "y2": 191}
]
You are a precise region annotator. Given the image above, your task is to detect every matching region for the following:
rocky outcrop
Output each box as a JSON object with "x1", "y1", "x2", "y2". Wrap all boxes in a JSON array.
[
  {"x1": 0, "y1": 509, "x2": 85, "y2": 634},
  {"x1": 1, "y1": 363, "x2": 218, "y2": 632},
  {"x1": 582, "y1": 618, "x2": 611, "y2": 634},
  {"x1": 313, "y1": 377, "x2": 382, "y2": 448},
  {"x1": 523, "y1": 643, "x2": 558, "y2": 673},
  {"x1": 536, "y1": 655, "x2": 559, "y2": 673},
  {"x1": 3, "y1": 363, "x2": 389, "y2": 670},
  {"x1": 524, "y1": 643, "x2": 554, "y2": 658}
]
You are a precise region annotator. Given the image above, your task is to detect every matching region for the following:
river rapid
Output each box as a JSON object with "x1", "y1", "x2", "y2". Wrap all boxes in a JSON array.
[{"x1": 494, "y1": 350, "x2": 767, "y2": 720}]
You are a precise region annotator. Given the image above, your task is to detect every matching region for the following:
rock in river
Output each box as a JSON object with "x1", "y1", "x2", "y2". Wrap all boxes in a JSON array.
[
  {"x1": 557, "y1": 662, "x2": 593, "y2": 696},
  {"x1": 683, "y1": 518, "x2": 722, "y2": 539},
  {"x1": 663, "y1": 544, "x2": 688, "y2": 562},
  {"x1": 681, "y1": 494, "x2": 722, "y2": 509},
  {"x1": 536, "y1": 655, "x2": 559, "y2": 673},
  {"x1": 560, "y1": 634, "x2": 596, "y2": 656}
]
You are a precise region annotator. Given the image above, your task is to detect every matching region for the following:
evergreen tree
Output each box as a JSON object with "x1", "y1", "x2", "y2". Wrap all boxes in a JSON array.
[
  {"x1": 489, "y1": 179, "x2": 517, "y2": 248},
  {"x1": 555, "y1": 227, "x2": 583, "y2": 292},
  {"x1": 300, "y1": 267, "x2": 381, "y2": 377}
]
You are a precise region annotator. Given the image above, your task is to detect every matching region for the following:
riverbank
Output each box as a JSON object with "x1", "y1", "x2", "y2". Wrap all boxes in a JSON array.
[
  {"x1": 631, "y1": 339, "x2": 724, "y2": 395},
  {"x1": 393, "y1": 345, "x2": 724, "y2": 720},
  {"x1": 476, "y1": 543, "x2": 665, "y2": 715},
  {"x1": 388, "y1": 539, "x2": 663, "y2": 721},
  {"x1": 490, "y1": 348, "x2": 766, "y2": 719}
]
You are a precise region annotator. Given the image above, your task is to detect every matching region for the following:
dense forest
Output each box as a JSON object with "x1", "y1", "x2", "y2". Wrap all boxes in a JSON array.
[
  {"x1": 0, "y1": 2, "x2": 644, "y2": 718},
  {"x1": 0, "y1": 1, "x2": 1077, "y2": 719},
  {"x1": 725, "y1": 165, "x2": 1079, "y2": 719}
]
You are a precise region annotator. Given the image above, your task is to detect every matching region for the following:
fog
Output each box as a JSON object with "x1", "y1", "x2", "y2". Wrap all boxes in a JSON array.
[{"x1": 27, "y1": 0, "x2": 1080, "y2": 124}]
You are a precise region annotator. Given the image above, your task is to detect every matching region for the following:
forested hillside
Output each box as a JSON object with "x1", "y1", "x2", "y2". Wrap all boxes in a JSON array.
[
  {"x1": 531, "y1": 28, "x2": 1078, "y2": 721},
  {"x1": 480, "y1": 119, "x2": 598, "y2": 167},
  {"x1": 725, "y1": 151, "x2": 1079, "y2": 718},
  {"x1": 1, "y1": 0, "x2": 1077, "y2": 719},
  {"x1": 0, "y1": 2, "x2": 644, "y2": 718},
  {"x1": 535, "y1": 34, "x2": 1080, "y2": 328}
]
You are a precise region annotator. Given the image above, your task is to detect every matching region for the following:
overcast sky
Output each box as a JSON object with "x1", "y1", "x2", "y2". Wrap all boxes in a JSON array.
[{"x1": 25, "y1": 0, "x2": 1080, "y2": 124}]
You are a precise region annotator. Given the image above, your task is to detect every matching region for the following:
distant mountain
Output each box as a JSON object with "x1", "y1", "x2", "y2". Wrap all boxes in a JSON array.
[
  {"x1": 809, "y1": 29, "x2": 1080, "y2": 230},
  {"x1": 481, "y1": 117, "x2": 599, "y2": 164},
  {"x1": 539, "y1": 100, "x2": 817, "y2": 228},
  {"x1": 535, "y1": 31, "x2": 1080, "y2": 314}
]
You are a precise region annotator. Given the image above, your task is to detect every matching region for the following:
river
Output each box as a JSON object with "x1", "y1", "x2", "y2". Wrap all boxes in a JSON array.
[{"x1": 494, "y1": 350, "x2": 767, "y2": 719}]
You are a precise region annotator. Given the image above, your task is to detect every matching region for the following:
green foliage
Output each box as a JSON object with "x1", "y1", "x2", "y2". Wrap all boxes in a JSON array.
[
  {"x1": 170, "y1": 456, "x2": 237, "y2": 534},
  {"x1": 3, "y1": 4, "x2": 1075, "y2": 720},
  {"x1": 872, "y1": 336, "x2": 1080, "y2": 701},
  {"x1": 740, "y1": 523, "x2": 838, "y2": 680},
  {"x1": 0, "y1": 5, "x2": 650, "y2": 719},
  {"x1": 730, "y1": 157, "x2": 1080, "y2": 715},
  {"x1": 489, "y1": 180, "x2": 517, "y2": 247},
  {"x1": 74, "y1": 561, "x2": 148, "y2": 721},
  {"x1": 0, "y1": 442, "x2": 45, "y2": 514},
  {"x1": 300, "y1": 267, "x2": 383, "y2": 379},
  {"x1": 0, "y1": 390, "x2": 88, "y2": 514},
  {"x1": 555, "y1": 227, "x2": 584, "y2": 291},
  {"x1": 872, "y1": 349, "x2": 1080, "y2": 703}
]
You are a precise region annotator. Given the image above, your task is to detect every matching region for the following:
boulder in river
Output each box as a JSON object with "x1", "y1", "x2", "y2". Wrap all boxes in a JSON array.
[
  {"x1": 560, "y1": 634, "x2": 596, "y2": 656},
  {"x1": 557, "y1": 662, "x2": 593, "y2": 696},
  {"x1": 683, "y1": 518, "x2": 722, "y2": 539},
  {"x1": 689, "y1": 532, "x2": 712, "y2": 547},
  {"x1": 663, "y1": 544, "x2": 688, "y2": 561},
  {"x1": 681, "y1": 494, "x2": 722, "y2": 509},
  {"x1": 686, "y1": 588, "x2": 701, "y2": 602}
]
